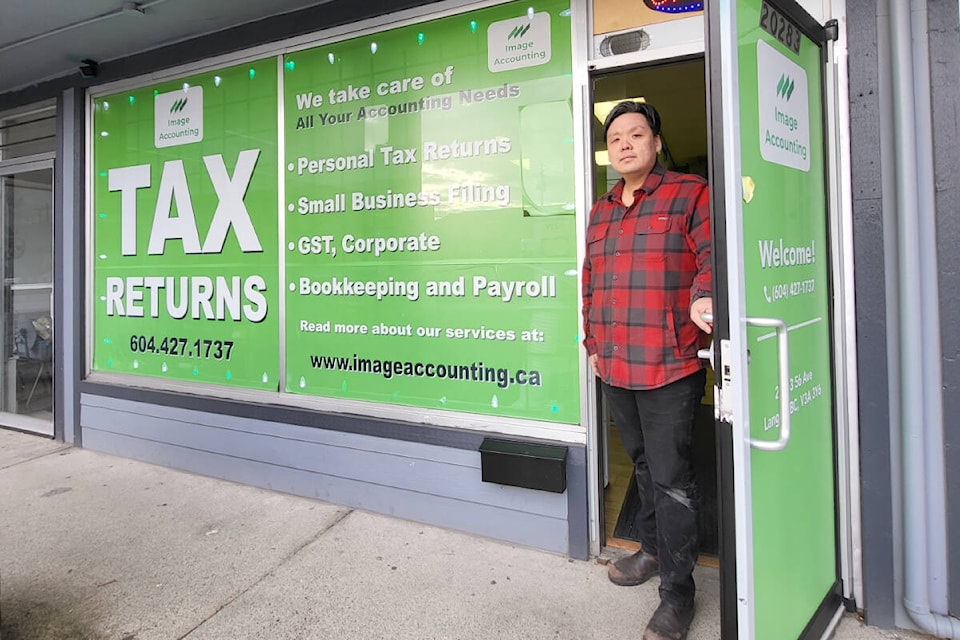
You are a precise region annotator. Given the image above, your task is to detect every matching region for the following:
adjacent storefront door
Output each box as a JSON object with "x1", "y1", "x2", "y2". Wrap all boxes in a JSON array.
[{"x1": 0, "y1": 159, "x2": 54, "y2": 435}]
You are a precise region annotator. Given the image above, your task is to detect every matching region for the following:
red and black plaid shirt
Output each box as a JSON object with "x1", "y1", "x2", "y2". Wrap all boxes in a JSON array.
[{"x1": 582, "y1": 164, "x2": 712, "y2": 390}]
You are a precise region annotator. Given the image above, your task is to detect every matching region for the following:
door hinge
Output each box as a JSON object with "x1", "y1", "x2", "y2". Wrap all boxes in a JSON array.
[{"x1": 824, "y1": 19, "x2": 839, "y2": 42}]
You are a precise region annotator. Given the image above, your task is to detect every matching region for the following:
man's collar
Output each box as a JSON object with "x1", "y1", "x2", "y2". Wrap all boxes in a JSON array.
[{"x1": 608, "y1": 163, "x2": 666, "y2": 201}]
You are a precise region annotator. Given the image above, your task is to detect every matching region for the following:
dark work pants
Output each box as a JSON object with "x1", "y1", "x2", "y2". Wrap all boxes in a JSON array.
[{"x1": 601, "y1": 369, "x2": 705, "y2": 609}]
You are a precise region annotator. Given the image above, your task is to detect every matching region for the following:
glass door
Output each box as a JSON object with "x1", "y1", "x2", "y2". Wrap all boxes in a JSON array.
[
  {"x1": 0, "y1": 160, "x2": 54, "y2": 435},
  {"x1": 707, "y1": 0, "x2": 841, "y2": 637}
]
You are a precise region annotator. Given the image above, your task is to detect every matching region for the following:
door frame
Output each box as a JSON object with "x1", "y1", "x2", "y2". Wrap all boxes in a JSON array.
[
  {"x1": 586, "y1": 55, "x2": 712, "y2": 554},
  {"x1": 0, "y1": 153, "x2": 56, "y2": 436}
]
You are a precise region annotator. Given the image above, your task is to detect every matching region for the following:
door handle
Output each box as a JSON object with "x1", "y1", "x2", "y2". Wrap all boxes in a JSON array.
[
  {"x1": 696, "y1": 312, "x2": 714, "y2": 368},
  {"x1": 745, "y1": 316, "x2": 791, "y2": 451}
]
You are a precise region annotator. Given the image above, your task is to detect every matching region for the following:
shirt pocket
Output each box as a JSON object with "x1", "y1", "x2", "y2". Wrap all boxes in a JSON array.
[
  {"x1": 587, "y1": 222, "x2": 611, "y2": 260},
  {"x1": 633, "y1": 214, "x2": 672, "y2": 265}
]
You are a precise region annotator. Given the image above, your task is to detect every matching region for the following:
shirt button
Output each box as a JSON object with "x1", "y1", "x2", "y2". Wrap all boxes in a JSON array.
[
  {"x1": 612, "y1": 299, "x2": 617, "y2": 305},
  {"x1": 612, "y1": 275, "x2": 618, "y2": 281},
  {"x1": 618, "y1": 229, "x2": 624, "y2": 235},
  {"x1": 613, "y1": 346, "x2": 619, "y2": 351},
  {"x1": 615, "y1": 251, "x2": 620, "y2": 257}
]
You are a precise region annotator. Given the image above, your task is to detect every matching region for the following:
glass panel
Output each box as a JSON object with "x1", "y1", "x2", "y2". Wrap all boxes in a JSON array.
[
  {"x1": 0, "y1": 109, "x2": 56, "y2": 160},
  {"x1": 1, "y1": 168, "x2": 54, "y2": 421}
]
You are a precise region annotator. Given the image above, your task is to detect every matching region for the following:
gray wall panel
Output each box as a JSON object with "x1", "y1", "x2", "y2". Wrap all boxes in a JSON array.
[
  {"x1": 80, "y1": 385, "x2": 503, "y2": 453},
  {"x1": 564, "y1": 444, "x2": 589, "y2": 560},
  {"x1": 82, "y1": 394, "x2": 481, "y2": 467},
  {"x1": 846, "y1": 0, "x2": 895, "y2": 626},
  {"x1": 81, "y1": 403, "x2": 567, "y2": 519},
  {"x1": 81, "y1": 394, "x2": 574, "y2": 554},
  {"x1": 82, "y1": 425, "x2": 569, "y2": 554}
]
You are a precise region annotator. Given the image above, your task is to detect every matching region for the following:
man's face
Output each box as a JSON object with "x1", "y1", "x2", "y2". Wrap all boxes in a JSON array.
[{"x1": 605, "y1": 112, "x2": 662, "y2": 182}]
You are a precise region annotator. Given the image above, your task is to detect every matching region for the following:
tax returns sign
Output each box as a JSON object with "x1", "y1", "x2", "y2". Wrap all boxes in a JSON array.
[{"x1": 91, "y1": 0, "x2": 581, "y2": 424}]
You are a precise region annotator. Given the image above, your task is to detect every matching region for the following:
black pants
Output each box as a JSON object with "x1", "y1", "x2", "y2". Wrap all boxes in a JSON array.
[{"x1": 601, "y1": 369, "x2": 705, "y2": 609}]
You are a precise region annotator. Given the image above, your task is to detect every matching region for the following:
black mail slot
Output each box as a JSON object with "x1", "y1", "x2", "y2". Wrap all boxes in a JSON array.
[{"x1": 479, "y1": 438, "x2": 567, "y2": 493}]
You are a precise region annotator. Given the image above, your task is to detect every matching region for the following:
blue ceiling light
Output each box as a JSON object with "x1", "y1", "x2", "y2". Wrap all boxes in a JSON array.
[{"x1": 643, "y1": 0, "x2": 703, "y2": 13}]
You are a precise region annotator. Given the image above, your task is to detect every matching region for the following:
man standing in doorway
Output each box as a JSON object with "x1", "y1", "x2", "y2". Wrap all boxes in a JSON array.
[{"x1": 582, "y1": 101, "x2": 712, "y2": 640}]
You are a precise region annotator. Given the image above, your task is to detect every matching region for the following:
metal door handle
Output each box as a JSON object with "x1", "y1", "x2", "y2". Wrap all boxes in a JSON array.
[
  {"x1": 697, "y1": 313, "x2": 714, "y2": 368},
  {"x1": 745, "y1": 316, "x2": 791, "y2": 451}
]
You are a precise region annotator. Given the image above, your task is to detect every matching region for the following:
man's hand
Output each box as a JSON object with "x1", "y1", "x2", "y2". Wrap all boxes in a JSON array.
[
  {"x1": 691, "y1": 297, "x2": 713, "y2": 334},
  {"x1": 589, "y1": 353, "x2": 600, "y2": 378}
]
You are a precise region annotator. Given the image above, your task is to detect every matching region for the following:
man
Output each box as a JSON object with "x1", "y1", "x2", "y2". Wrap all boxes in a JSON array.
[{"x1": 582, "y1": 101, "x2": 712, "y2": 640}]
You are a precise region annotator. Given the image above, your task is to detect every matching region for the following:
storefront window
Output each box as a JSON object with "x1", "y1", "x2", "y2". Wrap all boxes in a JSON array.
[{"x1": 90, "y1": 0, "x2": 582, "y2": 426}]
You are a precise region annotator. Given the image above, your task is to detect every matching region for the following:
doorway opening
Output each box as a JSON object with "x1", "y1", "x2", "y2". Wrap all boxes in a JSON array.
[{"x1": 591, "y1": 58, "x2": 718, "y2": 567}]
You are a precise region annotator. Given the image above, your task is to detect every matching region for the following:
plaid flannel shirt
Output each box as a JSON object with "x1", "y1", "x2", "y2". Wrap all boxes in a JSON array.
[{"x1": 582, "y1": 163, "x2": 712, "y2": 390}]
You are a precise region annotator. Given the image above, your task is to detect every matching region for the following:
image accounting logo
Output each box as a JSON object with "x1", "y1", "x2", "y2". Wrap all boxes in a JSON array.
[
  {"x1": 154, "y1": 86, "x2": 204, "y2": 148},
  {"x1": 487, "y1": 12, "x2": 552, "y2": 72}
]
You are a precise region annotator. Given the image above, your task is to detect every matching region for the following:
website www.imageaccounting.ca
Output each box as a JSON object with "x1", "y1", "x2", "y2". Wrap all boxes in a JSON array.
[{"x1": 309, "y1": 353, "x2": 542, "y2": 389}]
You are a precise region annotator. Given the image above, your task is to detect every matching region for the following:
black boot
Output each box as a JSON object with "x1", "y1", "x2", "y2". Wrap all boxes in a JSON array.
[
  {"x1": 607, "y1": 550, "x2": 659, "y2": 586},
  {"x1": 642, "y1": 600, "x2": 695, "y2": 640}
]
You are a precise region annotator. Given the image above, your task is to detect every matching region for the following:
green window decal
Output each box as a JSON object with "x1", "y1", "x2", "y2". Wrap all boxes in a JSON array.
[{"x1": 93, "y1": 0, "x2": 580, "y2": 424}]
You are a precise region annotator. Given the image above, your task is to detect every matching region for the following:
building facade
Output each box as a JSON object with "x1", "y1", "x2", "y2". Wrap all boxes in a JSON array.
[{"x1": 1, "y1": 0, "x2": 957, "y2": 637}]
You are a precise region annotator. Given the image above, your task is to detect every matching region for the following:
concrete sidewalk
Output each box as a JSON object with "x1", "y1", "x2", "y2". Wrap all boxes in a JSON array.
[{"x1": 0, "y1": 429, "x2": 923, "y2": 640}]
